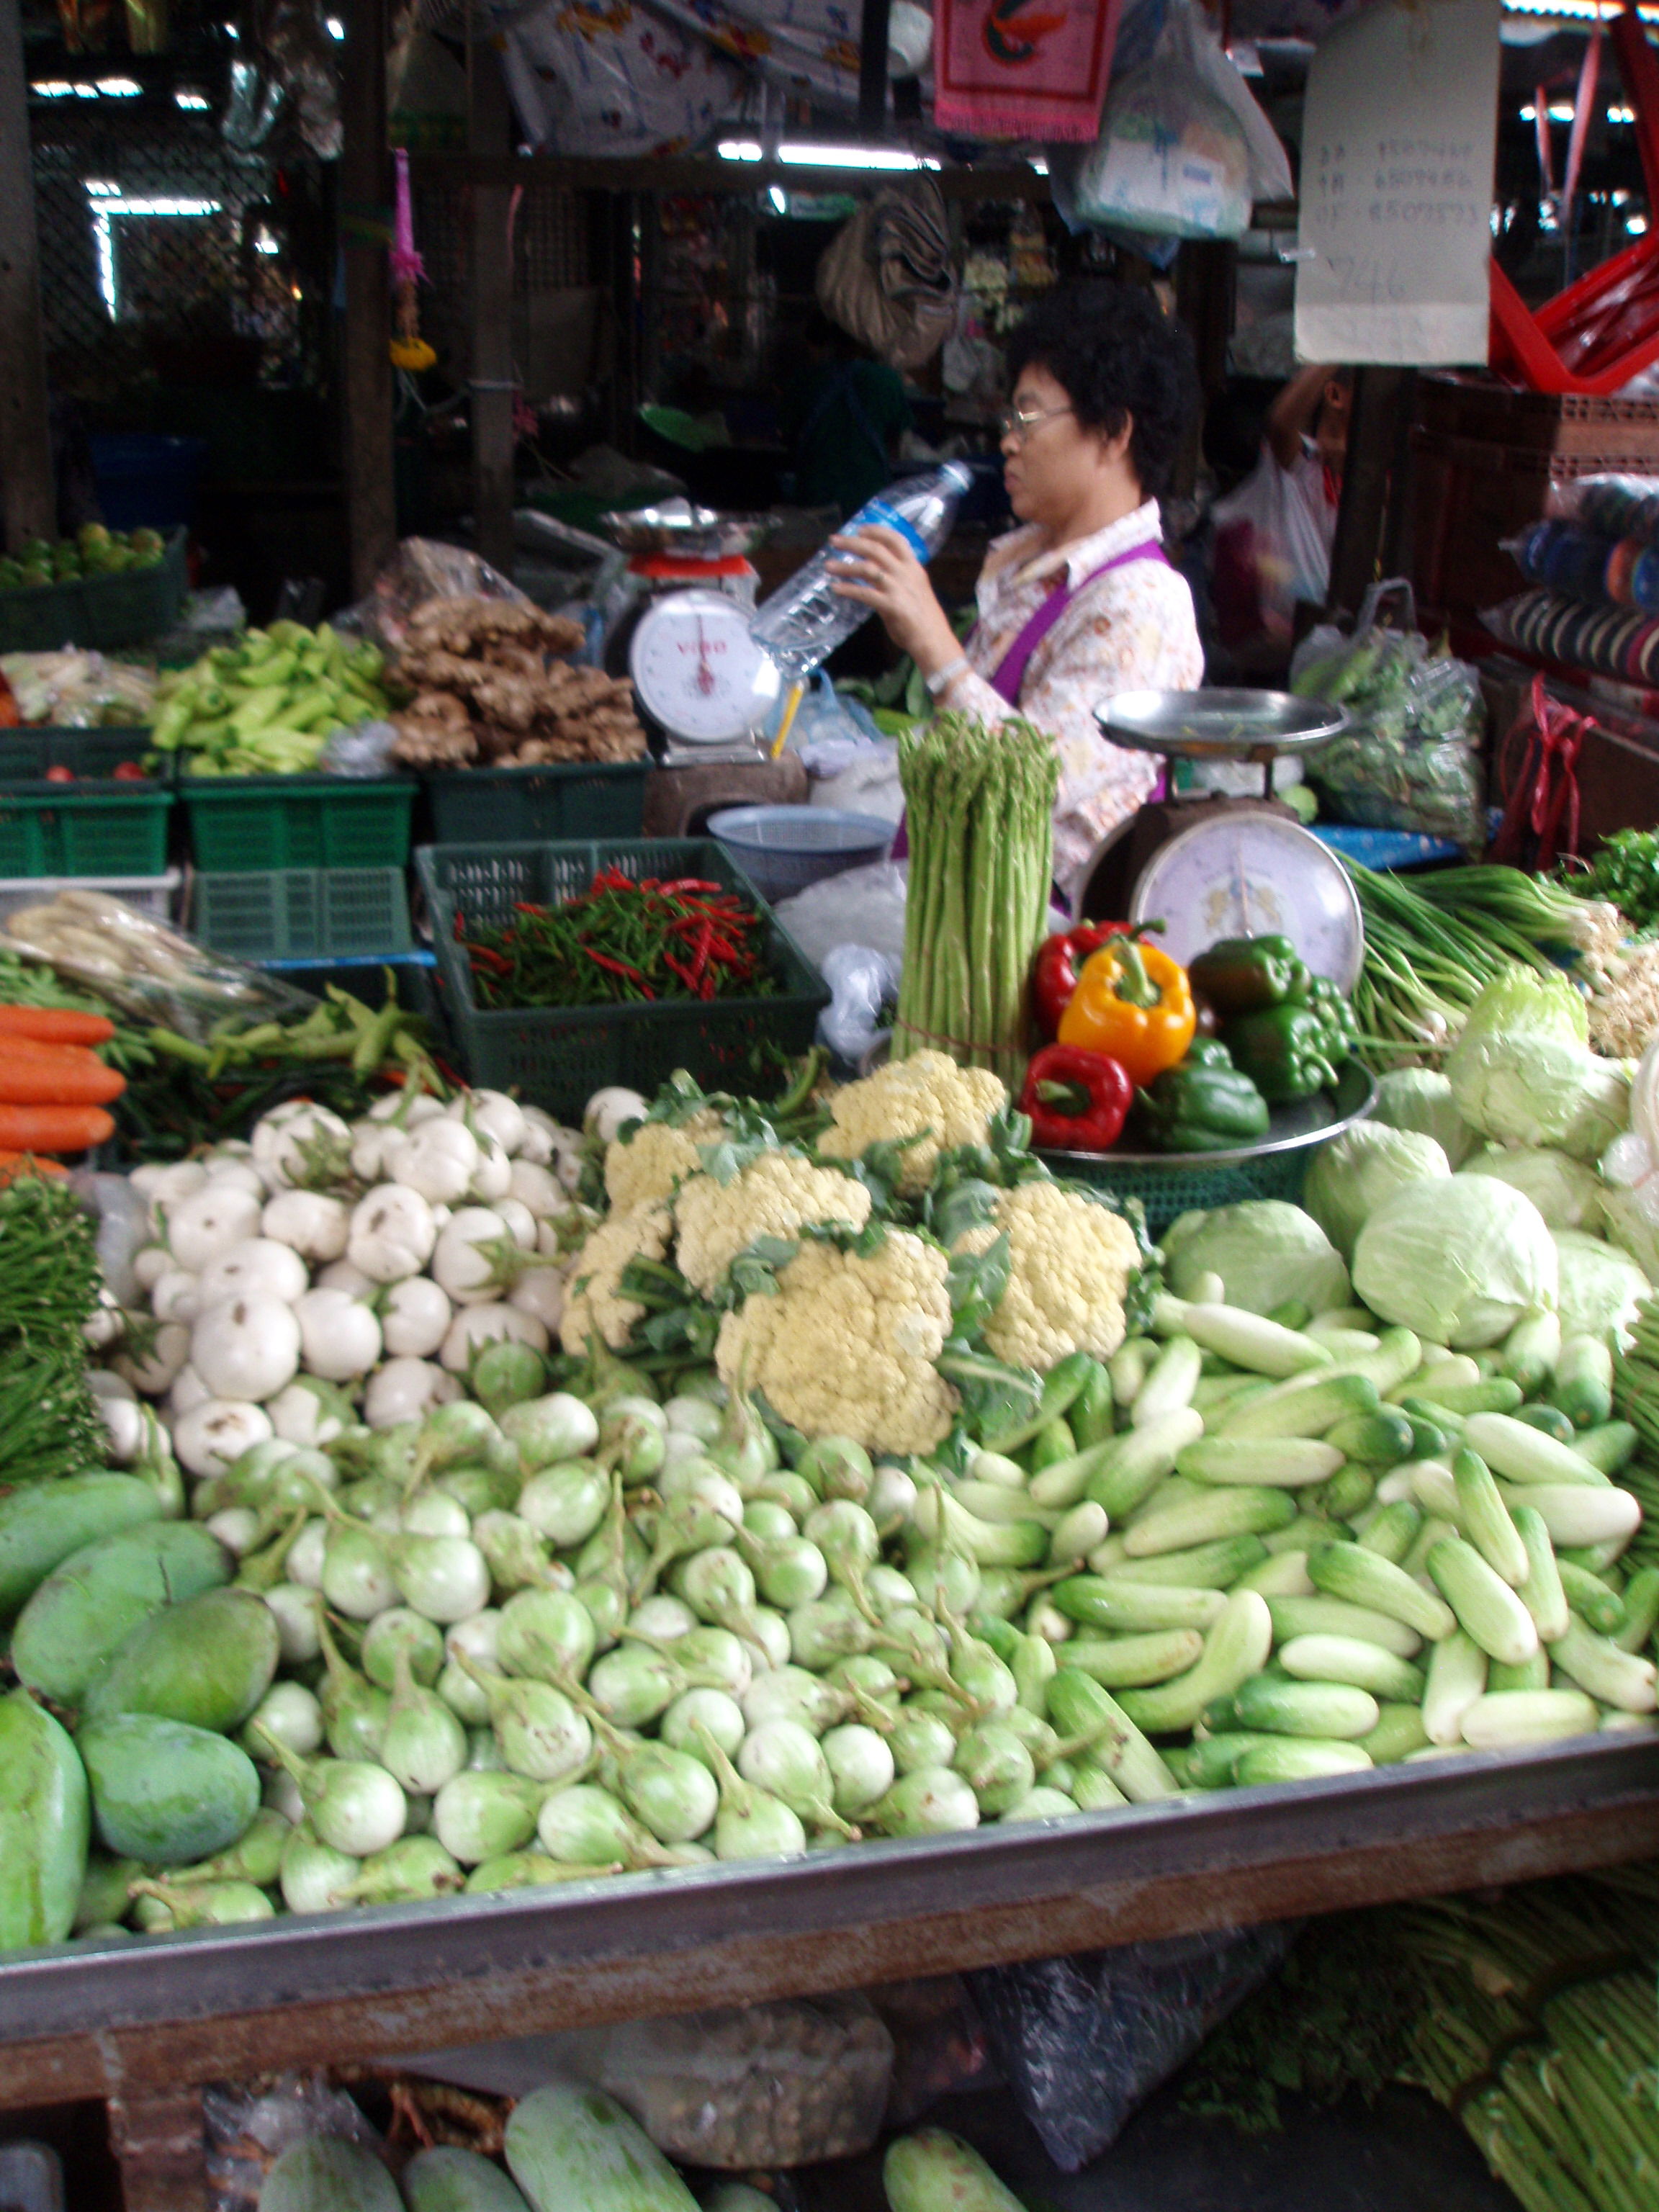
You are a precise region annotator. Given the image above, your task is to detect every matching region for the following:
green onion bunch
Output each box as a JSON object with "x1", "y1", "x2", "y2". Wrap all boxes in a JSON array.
[{"x1": 894, "y1": 711, "x2": 1058, "y2": 1092}]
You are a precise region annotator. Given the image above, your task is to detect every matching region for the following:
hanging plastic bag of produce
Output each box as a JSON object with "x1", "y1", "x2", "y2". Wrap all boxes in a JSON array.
[{"x1": 1290, "y1": 580, "x2": 1485, "y2": 852}]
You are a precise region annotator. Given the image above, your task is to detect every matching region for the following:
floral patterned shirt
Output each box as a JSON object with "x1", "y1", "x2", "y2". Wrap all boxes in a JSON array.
[{"x1": 935, "y1": 500, "x2": 1204, "y2": 899}]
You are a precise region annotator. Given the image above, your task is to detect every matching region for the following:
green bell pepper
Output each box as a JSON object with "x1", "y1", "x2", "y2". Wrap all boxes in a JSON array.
[
  {"x1": 1187, "y1": 935, "x2": 1309, "y2": 1016},
  {"x1": 1136, "y1": 1043, "x2": 1272, "y2": 1152},
  {"x1": 1223, "y1": 1004, "x2": 1341, "y2": 1103}
]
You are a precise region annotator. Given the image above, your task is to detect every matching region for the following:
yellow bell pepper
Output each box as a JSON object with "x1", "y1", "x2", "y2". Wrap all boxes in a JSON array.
[{"x1": 1057, "y1": 938, "x2": 1196, "y2": 1087}]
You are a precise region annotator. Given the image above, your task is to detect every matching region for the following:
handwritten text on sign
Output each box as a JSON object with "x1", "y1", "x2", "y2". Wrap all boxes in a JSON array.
[{"x1": 1295, "y1": 0, "x2": 1499, "y2": 365}]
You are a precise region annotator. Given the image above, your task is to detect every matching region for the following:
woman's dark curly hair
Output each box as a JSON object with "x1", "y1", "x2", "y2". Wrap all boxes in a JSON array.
[{"x1": 1004, "y1": 282, "x2": 1197, "y2": 498}]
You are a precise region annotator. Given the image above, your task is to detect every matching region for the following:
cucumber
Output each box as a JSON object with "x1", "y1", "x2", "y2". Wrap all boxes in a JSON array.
[
  {"x1": 77, "y1": 1712, "x2": 260, "y2": 1866},
  {"x1": 261, "y1": 2138, "x2": 402, "y2": 2212},
  {"x1": 1118, "y1": 1591, "x2": 1274, "y2": 1735},
  {"x1": 505, "y1": 2082, "x2": 698, "y2": 2212},
  {"x1": 1132, "y1": 1336, "x2": 1203, "y2": 1427},
  {"x1": 1082, "y1": 1411, "x2": 1205, "y2": 1519},
  {"x1": 1234, "y1": 1550, "x2": 1316, "y2": 1597},
  {"x1": 1323, "y1": 1408, "x2": 1415, "y2": 1467},
  {"x1": 0, "y1": 1691, "x2": 88, "y2": 1950},
  {"x1": 1357, "y1": 1501, "x2": 1421, "y2": 1566},
  {"x1": 1050, "y1": 1575, "x2": 1224, "y2": 1633},
  {"x1": 0, "y1": 1475, "x2": 163, "y2": 1622},
  {"x1": 1460, "y1": 1689, "x2": 1599, "y2": 1750},
  {"x1": 1107, "y1": 1535, "x2": 1269, "y2": 1588},
  {"x1": 1515, "y1": 1404, "x2": 1577, "y2": 1447},
  {"x1": 1424, "y1": 1629, "x2": 1488, "y2": 1745},
  {"x1": 1069, "y1": 1686, "x2": 1181, "y2": 1803},
  {"x1": 12, "y1": 1522, "x2": 230, "y2": 1706},
  {"x1": 1501, "y1": 1307, "x2": 1562, "y2": 1395},
  {"x1": 884, "y1": 2128, "x2": 1025, "y2": 2212},
  {"x1": 1503, "y1": 1483, "x2": 1641, "y2": 1550},
  {"x1": 1452, "y1": 1449, "x2": 1529, "y2": 1589},
  {"x1": 1306, "y1": 1540, "x2": 1456, "y2": 1641},
  {"x1": 1234, "y1": 1739, "x2": 1372, "y2": 1785},
  {"x1": 1414, "y1": 1379, "x2": 1525, "y2": 1417},
  {"x1": 1555, "y1": 1561, "x2": 1625, "y2": 1636},
  {"x1": 1550, "y1": 1335, "x2": 1614, "y2": 1429},
  {"x1": 1217, "y1": 1370, "x2": 1377, "y2": 1440},
  {"x1": 1575, "y1": 1422, "x2": 1639, "y2": 1475},
  {"x1": 1426, "y1": 1538, "x2": 1539, "y2": 1668},
  {"x1": 1488, "y1": 1650, "x2": 1550, "y2": 1694},
  {"x1": 1462, "y1": 1413, "x2": 1609, "y2": 1491},
  {"x1": 403, "y1": 2149, "x2": 533, "y2": 2212},
  {"x1": 1185, "y1": 1732, "x2": 1272, "y2": 1787},
  {"x1": 81, "y1": 1588, "x2": 279, "y2": 1733},
  {"x1": 1181, "y1": 1303, "x2": 1332, "y2": 1377},
  {"x1": 1057, "y1": 1629, "x2": 1204, "y2": 1688},
  {"x1": 1315, "y1": 1463, "x2": 1377, "y2": 1522},
  {"x1": 1359, "y1": 1702, "x2": 1430, "y2": 1765},
  {"x1": 1512, "y1": 1506, "x2": 1570, "y2": 1645},
  {"x1": 1122, "y1": 1485, "x2": 1296, "y2": 1558},
  {"x1": 1277, "y1": 1633, "x2": 1424, "y2": 1703},
  {"x1": 1175, "y1": 1437, "x2": 1344, "y2": 1490},
  {"x1": 1265, "y1": 1593, "x2": 1424, "y2": 1659},
  {"x1": 1549, "y1": 1617, "x2": 1659, "y2": 1713},
  {"x1": 1614, "y1": 1566, "x2": 1659, "y2": 1655},
  {"x1": 1233, "y1": 1676, "x2": 1380, "y2": 1740}
]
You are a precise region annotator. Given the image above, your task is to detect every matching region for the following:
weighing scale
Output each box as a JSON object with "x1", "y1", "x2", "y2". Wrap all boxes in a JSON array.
[
  {"x1": 1081, "y1": 688, "x2": 1364, "y2": 990},
  {"x1": 598, "y1": 505, "x2": 783, "y2": 763}
]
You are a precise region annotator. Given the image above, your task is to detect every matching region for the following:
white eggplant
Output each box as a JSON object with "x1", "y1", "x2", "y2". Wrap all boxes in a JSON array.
[
  {"x1": 114, "y1": 1318, "x2": 191, "y2": 1396},
  {"x1": 495, "y1": 1197, "x2": 538, "y2": 1251},
  {"x1": 166, "y1": 1362, "x2": 212, "y2": 1419},
  {"x1": 251, "y1": 1100, "x2": 354, "y2": 1192},
  {"x1": 507, "y1": 1159, "x2": 569, "y2": 1220},
  {"x1": 508, "y1": 1269, "x2": 565, "y2": 1334},
  {"x1": 363, "y1": 1357, "x2": 460, "y2": 1429},
  {"x1": 450, "y1": 1089, "x2": 527, "y2": 1157},
  {"x1": 132, "y1": 1244, "x2": 171, "y2": 1293},
  {"x1": 131, "y1": 1159, "x2": 207, "y2": 1205},
  {"x1": 200, "y1": 1159, "x2": 266, "y2": 1199},
  {"x1": 439, "y1": 1302, "x2": 549, "y2": 1375},
  {"x1": 348, "y1": 1183, "x2": 438, "y2": 1283},
  {"x1": 292, "y1": 1288, "x2": 384, "y2": 1382},
  {"x1": 268, "y1": 1376, "x2": 355, "y2": 1449},
  {"x1": 315, "y1": 1258, "x2": 376, "y2": 1298},
  {"x1": 380, "y1": 1275, "x2": 453, "y2": 1359},
  {"x1": 383, "y1": 1119, "x2": 479, "y2": 1205},
  {"x1": 467, "y1": 1131, "x2": 513, "y2": 1203},
  {"x1": 99, "y1": 1394, "x2": 147, "y2": 1467},
  {"x1": 174, "y1": 1398, "x2": 274, "y2": 1478},
  {"x1": 192, "y1": 1293, "x2": 302, "y2": 1403},
  {"x1": 261, "y1": 1190, "x2": 351, "y2": 1264},
  {"x1": 198, "y1": 1237, "x2": 309, "y2": 1308},
  {"x1": 166, "y1": 1182, "x2": 263, "y2": 1273},
  {"x1": 585, "y1": 1087, "x2": 648, "y2": 1144}
]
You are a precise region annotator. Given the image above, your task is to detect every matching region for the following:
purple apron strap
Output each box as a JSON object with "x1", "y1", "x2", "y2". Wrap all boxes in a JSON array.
[{"x1": 891, "y1": 538, "x2": 1170, "y2": 866}]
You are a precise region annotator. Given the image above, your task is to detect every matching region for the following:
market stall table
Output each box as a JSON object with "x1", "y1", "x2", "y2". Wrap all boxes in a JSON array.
[{"x1": 5, "y1": 1736, "x2": 1658, "y2": 2211}]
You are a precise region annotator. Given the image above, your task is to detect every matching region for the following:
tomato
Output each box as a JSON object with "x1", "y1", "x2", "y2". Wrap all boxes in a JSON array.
[
  {"x1": 111, "y1": 761, "x2": 148, "y2": 781},
  {"x1": 43, "y1": 765, "x2": 75, "y2": 783}
]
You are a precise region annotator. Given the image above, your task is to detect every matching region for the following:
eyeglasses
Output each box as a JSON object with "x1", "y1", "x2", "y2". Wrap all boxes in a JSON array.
[{"x1": 997, "y1": 400, "x2": 1074, "y2": 445}]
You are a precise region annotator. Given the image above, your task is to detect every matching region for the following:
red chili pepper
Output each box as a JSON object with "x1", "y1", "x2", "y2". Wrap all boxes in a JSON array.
[
  {"x1": 468, "y1": 943, "x2": 513, "y2": 976},
  {"x1": 689, "y1": 917, "x2": 715, "y2": 984},
  {"x1": 582, "y1": 947, "x2": 655, "y2": 998},
  {"x1": 1017, "y1": 1043, "x2": 1133, "y2": 1152},
  {"x1": 1032, "y1": 923, "x2": 1136, "y2": 1038}
]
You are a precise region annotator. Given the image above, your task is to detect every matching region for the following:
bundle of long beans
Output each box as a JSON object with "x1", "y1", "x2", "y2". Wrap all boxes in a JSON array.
[
  {"x1": 1611, "y1": 1295, "x2": 1659, "y2": 1575},
  {"x1": 1394, "y1": 1870, "x2": 1659, "y2": 2212},
  {"x1": 894, "y1": 711, "x2": 1058, "y2": 1090},
  {"x1": 1345, "y1": 860, "x2": 1614, "y2": 1066},
  {"x1": 0, "y1": 1174, "x2": 104, "y2": 1484}
]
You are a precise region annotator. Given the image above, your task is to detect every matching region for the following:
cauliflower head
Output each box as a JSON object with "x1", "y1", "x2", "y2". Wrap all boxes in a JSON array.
[
  {"x1": 674, "y1": 1150, "x2": 873, "y2": 1296},
  {"x1": 604, "y1": 1110, "x2": 724, "y2": 1215},
  {"x1": 817, "y1": 1051, "x2": 1007, "y2": 1196},
  {"x1": 560, "y1": 1202, "x2": 673, "y2": 1353},
  {"x1": 715, "y1": 1228, "x2": 958, "y2": 1456},
  {"x1": 961, "y1": 1180, "x2": 1139, "y2": 1370}
]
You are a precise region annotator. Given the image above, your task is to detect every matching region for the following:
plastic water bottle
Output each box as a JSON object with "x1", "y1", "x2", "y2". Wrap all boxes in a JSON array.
[{"x1": 750, "y1": 461, "x2": 974, "y2": 678}]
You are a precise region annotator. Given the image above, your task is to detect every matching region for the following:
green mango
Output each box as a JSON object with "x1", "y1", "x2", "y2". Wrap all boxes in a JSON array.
[
  {"x1": 261, "y1": 2140, "x2": 403, "y2": 2212},
  {"x1": 11, "y1": 1522, "x2": 230, "y2": 1706},
  {"x1": 0, "y1": 1691, "x2": 89, "y2": 1950},
  {"x1": 82, "y1": 1587, "x2": 279, "y2": 1733},
  {"x1": 77, "y1": 1713, "x2": 260, "y2": 1867},
  {"x1": 0, "y1": 1475, "x2": 163, "y2": 1623}
]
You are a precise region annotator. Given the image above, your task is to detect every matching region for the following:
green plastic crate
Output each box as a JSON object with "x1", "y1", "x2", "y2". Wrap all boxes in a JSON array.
[
  {"x1": 0, "y1": 768, "x2": 171, "y2": 877},
  {"x1": 418, "y1": 837, "x2": 827, "y2": 1117},
  {"x1": 0, "y1": 728, "x2": 153, "y2": 780},
  {"x1": 181, "y1": 775, "x2": 415, "y2": 871},
  {"x1": 0, "y1": 530, "x2": 188, "y2": 652},
  {"x1": 422, "y1": 759, "x2": 649, "y2": 846},
  {"x1": 193, "y1": 868, "x2": 413, "y2": 961}
]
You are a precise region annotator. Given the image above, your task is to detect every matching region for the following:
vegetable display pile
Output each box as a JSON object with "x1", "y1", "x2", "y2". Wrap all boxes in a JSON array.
[
  {"x1": 1290, "y1": 617, "x2": 1484, "y2": 849},
  {"x1": 0, "y1": 1001, "x2": 125, "y2": 1157},
  {"x1": 459, "y1": 871, "x2": 775, "y2": 1010},
  {"x1": 150, "y1": 622, "x2": 395, "y2": 775},
  {"x1": 388, "y1": 596, "x2": 647, "y2": 770},
  {"x1": 2, "y1": 951, "x2": 1658, "y2": 1960},
  {"x1": 0, "y1": 523, "x2": 167, "y2": 593},
  {"x1": 0, "y1": 649, "x2": 158, "y2": 729},
  {"x1": 1560, "y1": 827, "x2": 1659, "y2": 937},
  {"x1": 0, "y1": 1164, "x2": 105, "y2": 1485},
  {"x1": 893, "y1": 712, "x2": 1058, "y2": 1091}
]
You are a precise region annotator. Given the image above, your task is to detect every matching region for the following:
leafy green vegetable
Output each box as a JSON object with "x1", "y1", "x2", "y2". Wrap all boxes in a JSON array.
[
  {"x1": 1444, "y1": 968, "x2": 1629, "y2": 1161},
  {"x1": 1353, "y1": 1174, "x2": 1557, "y2": 1349},
  {"x1": 1457, "y1": 1146, "x2": 1604, "y2": 1232},
  {"x1": 1303, "y1": 1124, "x2": 1450, "y2": 1264},
  {"x1": 1370, "y1": 1068, "x2": 1475, "y2": 1167},
  {"x1": 1559, "y1": 827, "x2": 1659, "y2": 935},
  {"x1": 1552, "y1": 1228, "x2": 1647, "y2": 1345},
  {"x1": 1161, "y1": 1200, "x2": 1349, "y2": 1316}
]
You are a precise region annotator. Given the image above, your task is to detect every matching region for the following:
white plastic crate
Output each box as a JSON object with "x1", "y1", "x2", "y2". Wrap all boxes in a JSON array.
[{"x1": 0, "y1": 868, "x2": 182, "y2": 925}]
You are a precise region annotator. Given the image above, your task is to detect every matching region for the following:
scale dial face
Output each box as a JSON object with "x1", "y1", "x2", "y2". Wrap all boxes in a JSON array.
[
  {"x1": 1129, "y1": 811, "x2": 1364, "y2": 991},
  {"x1": 629, "y1": 589, "x2": 779, "y2": 745}
]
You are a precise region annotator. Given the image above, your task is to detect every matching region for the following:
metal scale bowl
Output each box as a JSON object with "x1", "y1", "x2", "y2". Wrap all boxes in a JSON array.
[
  {"x1": 598, "y1": 505, "x2": 783, "y2": 760},
  {"x1": 1080, "y1": 688, "x2": 1362, "y2": 990}
]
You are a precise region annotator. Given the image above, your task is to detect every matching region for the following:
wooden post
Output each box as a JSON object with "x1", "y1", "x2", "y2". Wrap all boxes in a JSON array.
[
  {"x1": 0, "y1": 0, "x2": 56, "y2": 550},
  {"x1": 340, "y1": 0, "x2": 397, "y2": 597},
  {"x1": 859, "y1": 0, "x2": 891, "y2": 137},
  {"x1": 469, "y1": 40, "x2": 517, "y2": 578},
  {"x1": 1326, "y1": 364, "x2": 1410, "y2": 619},
  {"x1": 108, "y1": 2089, "x2": 207, "y2": 2212}
]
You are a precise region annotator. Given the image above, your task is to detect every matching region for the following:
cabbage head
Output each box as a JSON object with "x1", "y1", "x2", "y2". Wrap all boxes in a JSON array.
[
  {"x1": 1303, "y1": 1123, "x2": 1449, "y2": 1264},
  {"x1": 1457, "y1": 1146, "x2": 1604, "y2": 1233},
  {"x1": 1444, "y1": 968, "x2": 1629, "y2": 1161},
  {"x1": 1352, "y1": 1176, "x2": 1557, "y2": 1348},
  {"x1": 1553, "y1": 1228, "x2": 1647, "y2": 1345},
  {"x1": 1372, "y1": 1068, "x2": 1476, "y2": 1169},
  {"x1": 1162, "y1": 1200, "x2": 1349, "y2": 1316}
]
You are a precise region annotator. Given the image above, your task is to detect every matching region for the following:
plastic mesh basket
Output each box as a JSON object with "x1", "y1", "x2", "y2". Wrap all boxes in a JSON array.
[
  {"x1": 0, "y1": 729, "x2": 153, "y2": 779},
  {"x1": 0, "y1": 530, "x2": 188, "y2": 652},
  {"x1": 1046, "y1": 1145, "x2": 1313, "y2": 1238},
  {"x1": 423, "y1": 760, "x2": 649, "y2": 845},
  {"x1": 181, "y1": 775, "x2": 415, "y2": 871},
  {"x1": 0, "y1": 783, "x2": 171, "y2": 876},
  {"x1": 706, "y1": 806, "x2": 895, "y2": 902},
  {"x1": 417, "y1": 836, "x2": 827, "y2": 1118},
  {"x1": 193, "y1": 868, "x2": 412, "y2": 961}
]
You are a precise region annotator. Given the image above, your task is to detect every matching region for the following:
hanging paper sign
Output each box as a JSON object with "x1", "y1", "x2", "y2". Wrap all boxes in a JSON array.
[
  {"x1": 934, "y1": 0, "x2": 1124, "y2": 143},
  {"x1": 1295, "y1": 0, "x2": 1500, "y2": 366}
]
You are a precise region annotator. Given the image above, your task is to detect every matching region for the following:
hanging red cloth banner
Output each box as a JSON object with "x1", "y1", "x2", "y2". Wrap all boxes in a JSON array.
[
  {"x1": 1493, "y1": 674, "x2": 1591, "y2": 874},
  {"x1": 933, "y1": 0, "x2": 1123, "y2": 142}
]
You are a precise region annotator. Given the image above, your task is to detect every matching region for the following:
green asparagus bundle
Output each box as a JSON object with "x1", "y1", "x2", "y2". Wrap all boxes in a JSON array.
[{"x1": 893, "y1": 711, "x2": 1058, "y2": 1092}]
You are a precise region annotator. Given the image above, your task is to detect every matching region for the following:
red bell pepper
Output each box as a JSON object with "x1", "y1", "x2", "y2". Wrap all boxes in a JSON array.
[
  {"x1": 1018, "y1": 1043, "x2": 1133, "y2": 1152},
  {"x1": 1032, "y1": 922, "x2": 1133, "y2": 1037}
]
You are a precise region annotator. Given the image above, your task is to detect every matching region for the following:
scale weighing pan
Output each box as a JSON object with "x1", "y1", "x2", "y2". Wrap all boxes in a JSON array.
[
  {"x1": 599, "y1": 504, "x2": 774, "y2": 558},
  {"x1": 1099, "y1": 687, "x2": 1349, "y2": 784}
]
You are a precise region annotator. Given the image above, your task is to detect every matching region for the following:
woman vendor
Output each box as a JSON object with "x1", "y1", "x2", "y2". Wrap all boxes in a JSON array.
[{"x1": 828, "y1": 281, "x2": 1202, "y2": 903}]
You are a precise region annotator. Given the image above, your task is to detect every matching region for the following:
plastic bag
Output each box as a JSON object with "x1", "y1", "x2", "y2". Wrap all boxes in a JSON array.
[
  {"x1": 203, "y1": 2074, "x2": 381, "y2": 2212},
  {"x1": 0, "y1": 889, "x2": 317, "y2": 1040},
  {"x1": 1212, "y1": 445, "x2": 1338, "y2": 648},
  {"x1": 967, "y1": 1923, "x2": 1297, "y2": 2172},
  {"x1": 1290, "y1": 581, "x2": 1486, "y2": 850},
  {"x1": 342, "y1": 539, "x2": 536, "y2": 656},
  {"x1": 1547, "y1": 472, "x2": 1659, "y2": 544},
  {"x1": 773, "y1": 857, "x2": 909, "y2": 972},
  {"x1": 500, "y1": 0, "x2": 741, "y2": 158},
  {"x1": 819, "y1": 942, "x2": 899, "y2": 1067},
  {"x1": 321, "y1": 719, "x2": 402, "y2": 777}
]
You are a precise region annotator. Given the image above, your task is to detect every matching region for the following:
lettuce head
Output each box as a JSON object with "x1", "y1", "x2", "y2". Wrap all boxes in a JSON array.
[
  {"x1": 1371, "y1": 1068, "x2": 1476, "y2": 1169},
  {"x1": 1303, "y1": 1123, "x2": 1449, "y2": 1264},
  {"x1": 1552, "y1": 1228, "x2": 1647, "y2": 1345},
  {"x1": 1444, "y1": 968, "x2": 1629, "y2": 1161},
  {"x1": 1457, "y1": 1146, "x2": 1604, "y2": 1232},
  {"x1": 1161, "y1": 1200, "x2": 1349, "y2": 1317},
  {"x1": 1352, "y1": 1174, "x2": 1557, "y2": 1348}
]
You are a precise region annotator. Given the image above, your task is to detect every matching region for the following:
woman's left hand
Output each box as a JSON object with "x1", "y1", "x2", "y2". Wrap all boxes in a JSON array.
[{"x1": 827, "y1": 525, "x2": 961, "y2": 672}]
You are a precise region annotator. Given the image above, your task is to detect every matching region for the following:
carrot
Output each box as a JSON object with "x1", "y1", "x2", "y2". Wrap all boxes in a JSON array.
[
  {"x1": 0, "y1": 1104, "x2": 114, "y2": 1152},
  {"x1": 0, "y1": 1150, "x2": 69, "y2": 1182},
  {"x1": 0, "y1": 1005, "x2": 117, "y2": 1047},
  {"x1": 0, "y1": 1051, "x2": 125, "y2": 1106}
]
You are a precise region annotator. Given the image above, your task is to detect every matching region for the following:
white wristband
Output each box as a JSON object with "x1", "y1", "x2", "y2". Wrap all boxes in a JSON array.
[{"x1": 925, "y1": 654, "x2": 969, "y2": 700}]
